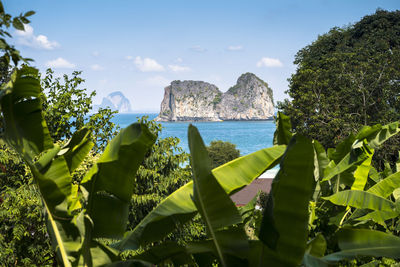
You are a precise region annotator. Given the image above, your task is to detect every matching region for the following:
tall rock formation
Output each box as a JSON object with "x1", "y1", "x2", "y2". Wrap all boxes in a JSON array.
[
  {"x1": 94, "y1": 91, "x2": 132, "y2": 113},
  {"x1": 155, "y1": 73, "x2": 274, "y2": 121}
]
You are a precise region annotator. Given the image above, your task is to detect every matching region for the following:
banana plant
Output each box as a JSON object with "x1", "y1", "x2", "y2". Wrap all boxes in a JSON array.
[{"x1": 0, "y1": 66, "x2": 156, "y2": 266}]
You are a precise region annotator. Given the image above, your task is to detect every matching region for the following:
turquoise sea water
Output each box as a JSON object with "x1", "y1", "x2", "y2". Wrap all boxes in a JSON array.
[{"x1": 112, "y1": 113, "x2": 276, "y2": 155}]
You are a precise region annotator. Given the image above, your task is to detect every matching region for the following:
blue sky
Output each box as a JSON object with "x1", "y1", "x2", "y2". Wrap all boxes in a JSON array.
[{"x1": 5, "y1": 0, "x2": 400, "y2": 112}]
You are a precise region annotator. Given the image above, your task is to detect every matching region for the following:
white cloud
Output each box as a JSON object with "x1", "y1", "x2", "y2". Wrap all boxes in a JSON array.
[
  {"x1": 175, "y1": 57, "x2": 183, "y2": 63},
  {"x1": 144, "y1": 75, "x2": 170, "y2": 87},
  {"x1": 191, "y1": 45, "x2": 207, "y2": 53},
  {"x1": 134, "y1": 56, "x2": 165, "y2": 72},
  {"x1": 256, "y1": 57, "x2": 283, "y2": 68},
  {"x1": 91, "y1": 64, "x2": 104, "y2": 71},
  {"x1": 15, "y1": 24, "x2": 59, "y2": 50},
  {"x1": 45, "y1": 57, "x2": 75, "y2": 69},
  {"x1": 227, "y1": 45, "x2": 243, "y2": 51},
  {"x1": 168, "y1": 64, "x2": 191, "y2": 72}
]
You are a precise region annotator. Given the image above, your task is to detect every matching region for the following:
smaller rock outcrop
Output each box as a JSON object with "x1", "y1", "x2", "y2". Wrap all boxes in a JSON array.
[
  {"x1": 94, "y1": 91, "x2": 132, "y2": 113},
  {"x1": 155, "y1": 73, "x2": 274, "y2": 121}
]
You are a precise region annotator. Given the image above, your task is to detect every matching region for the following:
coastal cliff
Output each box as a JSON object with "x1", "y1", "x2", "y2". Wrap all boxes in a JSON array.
[{"x1": 155, "y1": 73, "x2": 274, "y2": 121}]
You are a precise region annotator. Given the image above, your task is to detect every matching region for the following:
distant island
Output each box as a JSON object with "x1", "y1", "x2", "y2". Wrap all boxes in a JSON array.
[
  {"x1": 93, "y1": 91, "x2": 132, "y2": 113},
  {"x1": 155, "y1": 73, "x2": 274, "y2": 122}
]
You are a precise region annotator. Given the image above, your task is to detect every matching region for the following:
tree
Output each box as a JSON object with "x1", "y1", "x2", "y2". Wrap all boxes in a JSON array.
[
  {"x1": 40, "y1": 68, "x2": 118, "y2": 153},
  {"x1": 278, "y1": 9, "x2": 400, "y2": 169},
  {"x1": 206, "y1": 140, "x2": 240, "y2": 169}
]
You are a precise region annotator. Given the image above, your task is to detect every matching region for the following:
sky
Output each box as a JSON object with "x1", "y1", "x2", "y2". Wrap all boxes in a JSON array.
[{"x1": 5, "y1": 0, "x2": 400, "y2": 112}]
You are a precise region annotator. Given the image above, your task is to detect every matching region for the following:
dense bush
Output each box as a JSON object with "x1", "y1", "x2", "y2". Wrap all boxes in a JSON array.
[
  {"x1": 206, "y1": 140, "x2": 240, "y2": 168},
  {"x1": 279, "y1": 9, "x2": 400, "y2": 170}
]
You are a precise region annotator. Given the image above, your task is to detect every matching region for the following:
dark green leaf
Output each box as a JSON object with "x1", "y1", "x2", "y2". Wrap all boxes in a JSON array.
[
  {"x1": 24, "y1": 10, "x2": 36, "y2": 17},
  {"x1": 273, "y1": 112, "x2": 292, "y2": 145},
  {"x1": 324, "y1": 229, "x2": 400, "y2": 261},
  {"x1": 189, "y1": 124, "x2": 247, "y2": 266},
  {"x1": 115, "y1": 144, "x2": 285, "y2": 251},
  {"x1": 12, "y1": 17, "x2": 24, "y2": 30},
  {"x1": 81, "y1": 123, "x2": 156, "y2": 238},
  {"x1": 259, "y1": 135, "x2": 315, "y2": 266},
  {"x1": 323, "y1": 190, "x2": 394, "y2": 212}
]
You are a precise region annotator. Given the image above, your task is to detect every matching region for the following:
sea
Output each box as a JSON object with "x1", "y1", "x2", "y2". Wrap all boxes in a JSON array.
[{"x1": 112, "y1": 113, "x2": 276, "y2": 156}]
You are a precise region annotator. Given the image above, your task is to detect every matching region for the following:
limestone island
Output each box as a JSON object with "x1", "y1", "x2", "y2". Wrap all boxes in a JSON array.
[{"x1": 155, "y1": 73, "x2": 274, "y2": 122}]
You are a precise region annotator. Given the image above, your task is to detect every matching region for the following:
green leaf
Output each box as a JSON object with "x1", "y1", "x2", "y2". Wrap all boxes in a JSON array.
[
  {"x1": 351, "y1": 148, "x2": 374, "y2": 191},
  {"x1": 355, "y1": 210, "x2": 398, "y2": 227},
  {"x1": 81, "y1": 123, "x2": 156, "y2": 238},
  {"x1": 324, "y1": 229, "x2": 400, "y2": 261},
  {"x1": 12, "y1": 17, "x2": 24, "y2": 30},
  {"x1": 1, "y1": 67, "x2": 53, "y2": 161},
  {"x1": 367, "y1": 171, "x2": 400, "y2": 198},
  {"x1": 188, "y1": 124, "x2": 247, "y2": 266},
  {"x1": 303, "y1": 253, "x2": 329, "y2": 267},
  {"x1": 133, "y1": 242, "x2": 192, "y2": 265},
  {"x1": 313, "y1": 140, "x2": 329, "y2": 181},
  {"x1": 355, "y1": 124, "x2": 382, "y2": 142},
  {"x1": 361, "y1": 122, "x2": 400, "y2": 149},
  {"x1": 273, "y1": 112, "x2": 292, "y2": 145},
  {"x1": 115, "y1": 144, "x2": 285, "y2": 251},
  {"x1": 327, "y1": 134, "x2": 355, "y2": 164},
  {"x1": 24, "y1": 10, "x2": 36, "y2": 17},
  {"x1": 323, "y1": 141, "x2": 371, "y2": 182},
  {"x1": 259, "y1": 135, "x2": 315, "y2": 266},
  {"x1": 60, "y1": 127, "x2": 94, "y2": 173},
  {"x1": 306, "y1": 233, "x2": 327, "y2": 257},
  {"x1": 212, "y1": 144, "x2": 286, "y2": 194},
  {"x1": 323, "y1": 190, "x2": 394, "y2": 212},
  {"x1": 187, "y1": 231, "x2": 249, "y2": 265}
]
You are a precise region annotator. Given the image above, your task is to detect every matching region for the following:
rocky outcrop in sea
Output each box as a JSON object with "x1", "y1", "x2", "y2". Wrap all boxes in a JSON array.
[
  {"x1": 155, "y1": 73, "x2": 274, "y2": 121},
  {"x1": 93, "y1": 91, "x2": 132, "y2": 113}
]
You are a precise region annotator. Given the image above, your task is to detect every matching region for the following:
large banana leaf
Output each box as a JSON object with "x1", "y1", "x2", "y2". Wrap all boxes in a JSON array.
[
  {"x1": 367, "y1": 172, "x2": 400, "y2": 198},
  {"x1": 351, "y1": 149, "x2": 373, "y2": 191},
  {"x1": 81, "y1": 123, "x2": 156, "y2": 238},
  {"x1": 273, "y1": 111, "x2": 292, "y2": 145},
  {"x1": 327, "y1": 134, "x2": 355, "y2": 164},
  {"x1": 323, "y1": 190, "x2": 394, "y2": 212},
  {"x1": 355, "y1": 122, "x2": 400, "y2": 149},
  {"x1": 350, "y1": 172, "x2": 400, "y2": 225},
  {"x1": 259, "y1": 135, "x2": 315, "y2": 266},
  {"x1": 355, "y1": 210, "x2": 398, "y2": 226},
  {"x1": 189, "y1": 125, "x2": 248, "y2": 266},
  {"x1": 313, "y1": 140, "x2": 329, "y2": 181},
  {"x1": 323, "y1": 141, "x2": 371, "y2": 182},
  {"x1": 0, "y1": 66, "x2": 53, "y2": 161},
  {"x1": 324, "y1": 228, "x2": 400, "y2": 261},
  {"x1": 115, "y1": 144, "x2": 286, "y2": 250},
  {"x1": 60, "y1": 127, "x2": 94, "y2": 173}
]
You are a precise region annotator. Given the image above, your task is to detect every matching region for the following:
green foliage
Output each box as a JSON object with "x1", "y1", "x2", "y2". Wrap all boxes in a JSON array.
[
  {"x1": 212, "y1": 92, "x2": 222, "y2": 108},
  {"x1": 0, "y1": 0, "x2": 34, "y2": 66},
  {"x1": 0, "y1": 184, "x2": 55, "y2": 266},
  {"x1": 40, "y1": 68, "x2": 118, "y2": 153},
  {"x1": 129, "y1": 117, "x2": 192, "y2": 229},
  {"x1": 278, "y1": 10, "x2": 400, "y2": 169},
  {"x1": 1, "y1": 66, "x2": 157, "y2": 265},
  {"x1": 6, "y1": 68, "x2": 400, "y2": 265},
  {"x1": 206, "y1": 140, "x2": 240, "y2": 169}
]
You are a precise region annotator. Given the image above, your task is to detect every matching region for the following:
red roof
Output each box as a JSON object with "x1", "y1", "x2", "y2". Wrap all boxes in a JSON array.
[{"x1": 230, "y1": 178, "x2": 273, "y2": 206}]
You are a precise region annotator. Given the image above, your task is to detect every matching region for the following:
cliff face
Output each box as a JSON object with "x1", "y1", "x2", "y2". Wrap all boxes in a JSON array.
[
  {"x1": 96, "y1": 91, "x2": 132, "y2": 113},
  {"x1": 155, "y1": 73, "x2": 274, "y2": 121}
]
